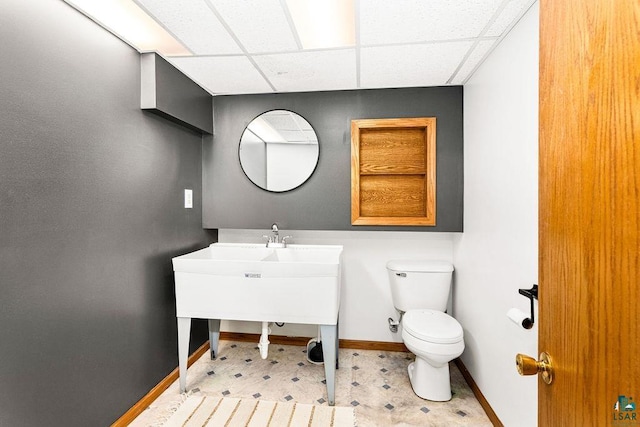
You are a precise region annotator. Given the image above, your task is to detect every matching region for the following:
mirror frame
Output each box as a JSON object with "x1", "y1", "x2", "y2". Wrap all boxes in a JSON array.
[{"x1": 238, "y1": 109, "x2": 320, "y2": 193}]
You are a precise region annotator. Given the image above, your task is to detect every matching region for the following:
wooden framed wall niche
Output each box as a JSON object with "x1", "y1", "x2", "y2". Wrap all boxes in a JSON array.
[{"x1": 351, "y1": 117, "x2": 436, "y2": 226}]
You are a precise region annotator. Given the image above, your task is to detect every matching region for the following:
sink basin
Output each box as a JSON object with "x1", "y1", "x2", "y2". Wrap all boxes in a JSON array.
[{"x1": 172, "y1": 243, "x2": 343, "y2": 324}]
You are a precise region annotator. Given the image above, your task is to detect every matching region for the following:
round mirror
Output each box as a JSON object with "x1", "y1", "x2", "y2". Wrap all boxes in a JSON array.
[{"x1": 239, "y1": 110, "x2": 319, "y2": 192}]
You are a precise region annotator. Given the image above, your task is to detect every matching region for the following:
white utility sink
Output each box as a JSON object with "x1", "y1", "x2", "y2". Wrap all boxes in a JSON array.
[
  {"x1": 172, "y1": 243, "x2": 342, "y2": 323},
  {"x1": 172, "y1": 242, "x2": 343, "y2": 405}
]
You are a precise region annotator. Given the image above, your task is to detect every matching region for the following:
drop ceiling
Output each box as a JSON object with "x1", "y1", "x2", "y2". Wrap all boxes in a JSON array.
[{"x1": 98, "y1": 0, "x2": 537, "y2": 95}]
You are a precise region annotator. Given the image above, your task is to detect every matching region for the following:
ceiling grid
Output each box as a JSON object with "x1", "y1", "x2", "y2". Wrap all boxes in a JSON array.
[{"x1": 72, "y1": 0, "x2": 538, "y2": 95}]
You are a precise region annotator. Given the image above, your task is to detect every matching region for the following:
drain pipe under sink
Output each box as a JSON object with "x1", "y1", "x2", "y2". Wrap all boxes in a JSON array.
[{"x1": 258, "y1": 322, "x2": 272, "y2": 359}]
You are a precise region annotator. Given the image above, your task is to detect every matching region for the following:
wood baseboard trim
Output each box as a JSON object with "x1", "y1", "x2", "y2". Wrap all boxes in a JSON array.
[
  {"x1": 219, "y1": 332, "x2": 409, "y2": 352},
  {"x1": 338, "y1": 339, "x2": 408, "y2": 352},
  {"x1": 219, "y1": 332, "x2": 310, "y2": 347},
  {"x1": 454, "y1": 359, "x2": 503, "y2": 427},
  {"x1": 111, "y1": 341, "x2": 210, "y2": 427}
]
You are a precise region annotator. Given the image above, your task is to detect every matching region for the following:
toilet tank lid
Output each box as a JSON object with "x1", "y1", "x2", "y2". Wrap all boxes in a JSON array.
[{"x1": 386, "y1": 260, "x2": 454, "y2": 273}]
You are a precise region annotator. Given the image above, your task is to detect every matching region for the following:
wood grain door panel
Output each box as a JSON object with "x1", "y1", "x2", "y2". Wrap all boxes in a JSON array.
[{"x1": 539, "y1": 0, "x2": 640, "y2": 424}]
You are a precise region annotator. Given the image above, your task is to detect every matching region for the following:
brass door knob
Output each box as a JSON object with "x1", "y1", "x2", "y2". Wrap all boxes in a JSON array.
[{"x1": 516, "y1": 352, "x2": 554, "y2": 384}]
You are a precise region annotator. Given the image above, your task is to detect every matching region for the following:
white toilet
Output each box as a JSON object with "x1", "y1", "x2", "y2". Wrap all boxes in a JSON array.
[{"x1": 386, "y1": 260, "x2": 464, "y2": 402}]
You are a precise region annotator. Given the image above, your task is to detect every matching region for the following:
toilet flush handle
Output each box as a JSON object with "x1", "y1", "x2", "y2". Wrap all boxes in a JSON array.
[{"x1": 396, "y1": 272, "x2": 407, "y2": 277}]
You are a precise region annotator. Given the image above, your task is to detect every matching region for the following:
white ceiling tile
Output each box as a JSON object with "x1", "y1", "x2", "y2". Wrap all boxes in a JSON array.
[
  {"x1": 291, "y1": 114, "x2": 313, "y2": 131},
  {"x1": 168, "y1": 56, "x2": 273, "y2": 94},
  {"x1": 262, "y1": 111, "x2": 316, "y2": 143},
  {"x1": 253, "y1": 50, "x2": 357, "y2": 92},
  {"x1": 212, "y1": 0, "x2": 298, "y2": 53},
  {"x1": 303, "y1": 130, "x2": 317, "y2": 140},
  {"x1": 136, "y1": 0, "x2": 241, "y2": 54},
  {"x1": 360, "y1": 42, "x2": 473, "y2": 89},
  {"x1": 485, "y1": 0, "x2": 536, "y2": 37},
  {"x1": 123, "y1": 0, "x2": 536, "y2": 93},
  {"x1": 450, "y1": 39, "x2": 497, "y2": 84},
  {"x1": 279, "y1": 130, "x2": 310, "y2": 142},
  {"x1": 359, "y1": 0, "x2": 503, "y2": 45},
  {"x1": 263, "y1": 112, "x2": 297, "y2": 129}
]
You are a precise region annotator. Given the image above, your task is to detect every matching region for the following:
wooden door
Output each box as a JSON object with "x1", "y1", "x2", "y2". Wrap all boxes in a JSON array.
[{"x1": 539, "y1": 0, "x2": 640, "y2": 425}]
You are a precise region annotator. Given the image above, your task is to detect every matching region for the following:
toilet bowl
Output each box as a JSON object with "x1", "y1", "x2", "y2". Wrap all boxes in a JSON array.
[
  {"x1": 386, "y1": 260, "x2": 464, "y2": 402},
  {"x1": 401, "y1": 309, "x2": 464, "y2": 401}
]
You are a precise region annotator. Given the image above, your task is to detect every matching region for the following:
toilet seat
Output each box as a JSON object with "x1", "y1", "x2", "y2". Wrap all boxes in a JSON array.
[{"x1": 403, "y1": 309, "x2": 463, "y2": 344}]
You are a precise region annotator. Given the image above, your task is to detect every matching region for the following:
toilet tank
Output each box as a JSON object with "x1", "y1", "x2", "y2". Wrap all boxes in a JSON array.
[{"x1": 386, "y1": 260, "x2": 454, "y2": 312}]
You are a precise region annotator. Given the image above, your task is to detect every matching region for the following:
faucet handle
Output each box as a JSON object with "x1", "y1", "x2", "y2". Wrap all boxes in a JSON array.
[
  {"x1": 281, "y1": 236, "x2": 293, "y2": 246},
  {"x1": 262, "y1": 235, "x2": 272, "y2": 247}
]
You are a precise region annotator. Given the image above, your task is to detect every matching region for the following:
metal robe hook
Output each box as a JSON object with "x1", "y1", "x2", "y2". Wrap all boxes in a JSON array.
[{"x1": 517, "y1": 284, "x2": 538, "y2": 329}]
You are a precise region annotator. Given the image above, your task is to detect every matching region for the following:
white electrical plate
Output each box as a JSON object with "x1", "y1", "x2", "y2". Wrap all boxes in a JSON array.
[{"x1": 184, "y1": 189, "x2": 193, "y2": 209}]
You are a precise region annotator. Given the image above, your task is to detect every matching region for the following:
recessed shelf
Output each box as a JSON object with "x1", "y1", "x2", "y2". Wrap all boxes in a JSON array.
[{"x1": 351, "y1": 117, "x2": 436, "y2": 226}]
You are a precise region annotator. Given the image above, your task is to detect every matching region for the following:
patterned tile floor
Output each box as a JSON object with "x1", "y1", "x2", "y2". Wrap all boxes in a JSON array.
[{"x1": 131, "y1": 341, "x2": 492, "y2": 426}]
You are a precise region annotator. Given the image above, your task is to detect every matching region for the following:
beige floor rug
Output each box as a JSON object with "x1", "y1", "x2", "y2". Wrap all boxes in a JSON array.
[{"x1": 163, "y1": 395, "x2": 355, "y2": 427}]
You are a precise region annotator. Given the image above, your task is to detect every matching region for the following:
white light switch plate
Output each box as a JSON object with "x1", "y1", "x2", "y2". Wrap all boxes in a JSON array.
[{"x1": 184, "y1": 189, "x2": 193, "y2": 208}]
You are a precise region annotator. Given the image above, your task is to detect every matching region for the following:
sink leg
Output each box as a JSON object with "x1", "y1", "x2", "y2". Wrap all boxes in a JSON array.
[
  {"x1": 320, "y1": 324, "x2": 337, "y2": 406},
  {"x1": 335, "y1": 317, "x2": 340, "y2": 369},
  {"x1": 177, "y1": 317, "x2": 191, "y2": 393},
  {"x1": 208, "y1": 319, "x2": 221, "y2": 359}
]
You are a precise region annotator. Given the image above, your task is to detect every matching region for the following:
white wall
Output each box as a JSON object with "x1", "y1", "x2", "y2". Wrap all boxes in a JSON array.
[
  {"x1": 454, "y1": 2, "x2": 539, "y2": 426},
  {"x1": 266, "y1": 143, "x2": 318, "y2": 192},
  {"x1": 218, "y1": 229, "x2": 455, "y2": 341}
]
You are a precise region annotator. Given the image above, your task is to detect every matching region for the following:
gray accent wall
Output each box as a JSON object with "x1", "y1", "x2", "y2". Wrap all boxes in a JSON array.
[
  {"x1": 204, "y1": 87, "x2": 463, "y2": 231},
  {"x1": 0, "y1": 1, "x2": 214, "y2": 426},
  {"x1": 141, "y1": 53, "x2": 214, "y2": 134}
]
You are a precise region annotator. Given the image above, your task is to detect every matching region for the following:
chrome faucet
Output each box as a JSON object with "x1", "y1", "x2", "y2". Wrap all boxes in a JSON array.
[{"x1": 262, "y1": 223, "x2": 292, "y2": 248}]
